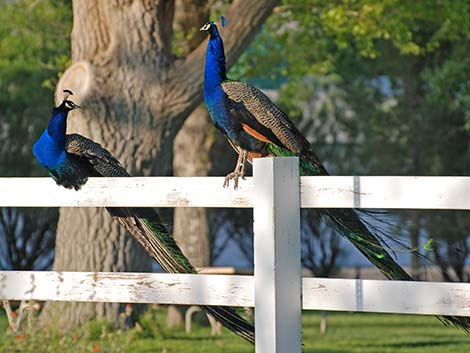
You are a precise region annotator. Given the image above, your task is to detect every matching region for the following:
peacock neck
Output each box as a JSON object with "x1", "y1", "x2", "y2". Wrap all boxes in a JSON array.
[
  {"x1": 47, "y1": 108, "x2": 68, "y2": 147},
  {"x1": 204, "y1": 31, "x2": 227, "y2": 94}
]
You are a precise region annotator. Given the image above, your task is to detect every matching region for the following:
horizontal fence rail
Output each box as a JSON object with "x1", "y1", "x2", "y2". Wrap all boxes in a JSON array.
[
  {"x1": 2, "y1": 176, "x2": 470, "y2": 209},
  {"x1": 0, "y1": 271, "x2": 253, "y2": 307},
  {"x1": 2, "y1": 271, "x2": 470, "y2": 317}
]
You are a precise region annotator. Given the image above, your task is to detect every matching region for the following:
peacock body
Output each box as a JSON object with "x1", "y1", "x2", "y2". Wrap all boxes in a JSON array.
[
  {"x1": 201, "y1": 20, "x2": 470, "y2": 331},
  {"x1": 33, "y1": 93, "x2": 255, "y2": 343}
]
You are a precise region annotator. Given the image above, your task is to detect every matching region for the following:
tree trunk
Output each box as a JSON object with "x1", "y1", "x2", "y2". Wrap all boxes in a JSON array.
[
  {"x1": 173, "y1": 106, "x2": 213, "y2": 267},
  {"x1": 167, "y1": 106, "x2": 213, "y2": 328},
  {"x1": 41, "y1": 0, "x2": 279, "y2": 330},
  {"x1": 167, "y1": 2, "x2": 212, "y2": 328}
]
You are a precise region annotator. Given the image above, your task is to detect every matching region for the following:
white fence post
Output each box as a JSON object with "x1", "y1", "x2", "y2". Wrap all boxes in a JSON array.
[{"x1": 253, "y1": 157, "x2": 302, "y2": 353}]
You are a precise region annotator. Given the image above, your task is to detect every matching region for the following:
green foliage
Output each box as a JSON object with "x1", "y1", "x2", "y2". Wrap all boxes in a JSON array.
[
  {"x1": 423, "y1": 44, "x2": 470, "y2": 125},
  {"x1": 233, "y1": 0, "x2": 470, "y2": 80},
  {"x1": 0, "y1": 0, "x2": 72, "y2": 176}
]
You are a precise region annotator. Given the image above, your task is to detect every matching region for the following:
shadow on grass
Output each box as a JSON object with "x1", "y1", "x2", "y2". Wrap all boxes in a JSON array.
[
  {"x1": 303, "y1": 349, "x2": 350, "y2": 353},
  {"x1": 383, "y1": 339, "x2": 470, "y2": 349}
]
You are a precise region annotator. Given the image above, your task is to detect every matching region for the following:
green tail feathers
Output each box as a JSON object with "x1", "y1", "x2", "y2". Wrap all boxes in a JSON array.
[
  {"x1": 322, "y1": 208, "x2": 412, "y2": 281},
  {"x1": 137, "y1": 216, "x2": 256, "y2": 342},
  {"x1": 267, "y1": 142, "x2": 411, "y2": 280},
  {"x1": 266, "y1": 143, "x2": 320, "y2": 175},
  {"x1": 266, "y1": 143, "x2": 470, "y2": 331},
  {"x1": 107, "y1": 207, "x2": 255, "y2": 343},
  {"x1": 140, "y1": 217, "x2": 195, "y2": 274}
]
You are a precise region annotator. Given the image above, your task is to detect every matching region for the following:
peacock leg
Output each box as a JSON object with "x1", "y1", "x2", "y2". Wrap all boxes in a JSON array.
[{"x1": 223, "y1": 149, "x2": 248, "y2": 189}]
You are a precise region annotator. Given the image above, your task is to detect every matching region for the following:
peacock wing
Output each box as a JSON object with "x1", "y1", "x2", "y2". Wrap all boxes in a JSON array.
[
  {"x1": 65, "y1": 134, "x2": 129, "y2": 177},
  {"x1": 221, "y1": 80, "x2": 305, "y2": 153},
  {"x1": 222, "y1": 81, "x2": 328, "y2": 173}
]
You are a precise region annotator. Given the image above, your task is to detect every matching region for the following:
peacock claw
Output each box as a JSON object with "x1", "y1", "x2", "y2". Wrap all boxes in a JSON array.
[
  {"x1": 224, "y1": 149, "x2": 248, "y2": 189},
  {"x1": 223, "y1": 172, "x2": 245, "y2": 189}
]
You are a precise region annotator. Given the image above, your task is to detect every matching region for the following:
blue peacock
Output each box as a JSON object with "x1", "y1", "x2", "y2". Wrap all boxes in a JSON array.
[
  {"x1": 33, "y1": 91, "x2": 255, "y2": 343},
  {"x1": 200, "y1": 19, "x2": 470, "y2": 331}
]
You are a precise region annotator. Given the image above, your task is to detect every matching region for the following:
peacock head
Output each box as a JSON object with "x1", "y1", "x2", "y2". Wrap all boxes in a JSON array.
[
  {"x1": 46, "y1": 89, "x2": 80, "y2": 144},
  {"x1": 55, "y1": 89, "x2": 80, "y2": 113},
  {"x1": 200, "y1": 17, "x2": 226, "y2": 38}
]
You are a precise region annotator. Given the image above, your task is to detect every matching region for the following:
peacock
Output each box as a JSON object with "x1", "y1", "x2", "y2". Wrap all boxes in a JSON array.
[
  {"x1": 33, "y1": 91, "x2": 255, "y2": 343},
  {"x1": 200, "y1": 20, "x2": 470, "y2": 331}
]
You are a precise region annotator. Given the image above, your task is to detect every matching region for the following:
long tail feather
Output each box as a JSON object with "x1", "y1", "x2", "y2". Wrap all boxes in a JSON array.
[
  {"x1": 323, "y1": 208, "x2": 412, "y2": 281},
  {"x1": 63, "y1": 134, "x2": 255, "y2": 343},
  {"x1": 322, "y1": 209, "x2": 470, "y2": 331},
  {"x1": 268, "y1": 142, "x2": 470, "y2": 331},
  {"x1": 107, "y1": 206, "x2": 255, "y2": 343}
]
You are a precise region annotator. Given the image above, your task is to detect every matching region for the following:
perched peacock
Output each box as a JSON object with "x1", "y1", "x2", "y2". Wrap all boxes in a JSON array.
[
  {"x1": 33, "y1": 91, "x2": 255, "y2": 343},
  {"x1": 200, "y1": 20, "x2": 470, "y2": 331}
]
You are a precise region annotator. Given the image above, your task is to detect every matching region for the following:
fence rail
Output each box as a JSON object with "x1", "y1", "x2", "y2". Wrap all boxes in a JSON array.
[
  {"x1": 2, "y1": 271, "x2": 470, "y2": 317},
  {"x1": 3, "y1": 175, "x2": 470, "y2": 209},
  {"x1": 1, "y1": 157, "x2": 470, "y2": 353}
]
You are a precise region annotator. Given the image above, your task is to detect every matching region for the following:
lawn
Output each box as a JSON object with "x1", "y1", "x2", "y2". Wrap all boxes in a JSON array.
[{"x1": 1, "y1": 308, "x2": 469, "y2": 353}]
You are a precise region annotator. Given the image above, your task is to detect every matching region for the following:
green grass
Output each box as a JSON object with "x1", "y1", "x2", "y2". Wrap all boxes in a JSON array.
[
  {"x1": 302, "y1": 312, "x2": 470, "y2": 353},
  {"x1": 1, "y1": 309, "x2": 469, "y2": 353}
]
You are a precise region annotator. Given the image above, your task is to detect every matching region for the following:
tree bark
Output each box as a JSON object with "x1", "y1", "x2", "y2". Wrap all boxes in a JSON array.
[
  {"x1": 167, "y1": 1, "x2": 212, "y2": 328},
  {"x1": 172, "y1": 0, "x2": 212, "y2": 268},
  {"x1": 173, "y1": 106, "x2": 213, "y2": 267},
  {"x1": 168, "y1": 107, "x2": 213, "y2": 329},
  {"x1": 41, "y1": 0, "x2": 279, "y2": 330}
]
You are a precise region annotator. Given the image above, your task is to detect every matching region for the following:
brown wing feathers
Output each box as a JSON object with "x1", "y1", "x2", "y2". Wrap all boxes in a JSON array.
[{"x1": 222, "y1": 80, "x2": 304, "y2": 153}]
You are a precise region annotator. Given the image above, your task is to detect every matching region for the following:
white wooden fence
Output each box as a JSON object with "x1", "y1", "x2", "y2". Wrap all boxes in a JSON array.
[{"x1": 1, "y1": 157, "x2": 470, "y2": 353}]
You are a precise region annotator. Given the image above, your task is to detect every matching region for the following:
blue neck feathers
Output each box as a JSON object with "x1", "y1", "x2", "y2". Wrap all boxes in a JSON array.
[
  {"x1": 33, "y1": 107, "x2": 69, "y2": 168},
  {"x1": 47, "y1": 107, "x2": 68, "y2": 147},
  {"x1": 204, "y1": 26, "x2": 227, "y2": 94}
]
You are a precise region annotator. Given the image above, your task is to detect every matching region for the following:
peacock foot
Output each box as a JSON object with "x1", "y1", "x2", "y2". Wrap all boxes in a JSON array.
[
  {"x1": 224, "y1": 149, "x2": 248, "y2": 189},
  {"x1": 223, "y1": 172, "x2": 245, "y2": 189}
]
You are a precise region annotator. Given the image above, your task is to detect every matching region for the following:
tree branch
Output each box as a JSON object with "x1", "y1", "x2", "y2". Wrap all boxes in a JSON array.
[{"x1": 163, "y1": 0, "x2": 279, "y2": 128}]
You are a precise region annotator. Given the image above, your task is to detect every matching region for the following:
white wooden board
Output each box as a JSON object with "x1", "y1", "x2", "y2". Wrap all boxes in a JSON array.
[
  {"x1": 2, "y1": 176, "x2": 470, "y2": 209},
  {"x1": 302, "y1": 278, "x2": 470, "y2": 316},
  {"x1": 2, "y1": 271, "x2": 470, "y2": 317},
  {"x1": 301, "y1": 176, "x2": 470, "y2": 209},
  {"x1": 0, "y1": 177, "x2": 252, "y2": 208},
  {"x1": 0, "y1": 271, "x2": 253, "y2": 306}
]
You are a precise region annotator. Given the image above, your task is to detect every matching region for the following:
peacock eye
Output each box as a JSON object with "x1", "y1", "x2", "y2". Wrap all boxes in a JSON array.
[
  {"x1": 201, "y1": 22, "x2": 211, "y2": 31},
  {"x1": 64, "y1": 101, "x2": 76, "y2": 110}
]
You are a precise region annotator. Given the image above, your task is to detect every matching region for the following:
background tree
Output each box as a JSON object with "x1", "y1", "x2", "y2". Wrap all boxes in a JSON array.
[
  {"x1": 169, "y1": 0, "x2": 238, "y2": 327},
  {"x1": 172, "y1": 0, "x2": 212, "y2": 271}
]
